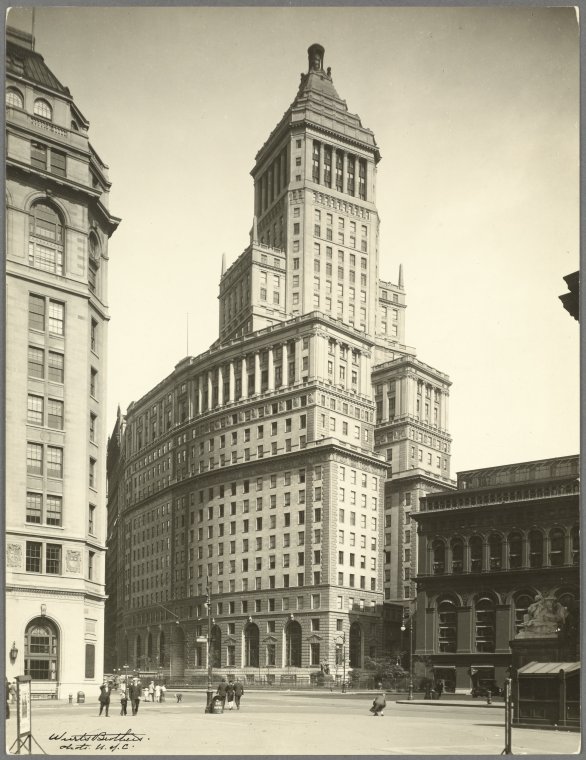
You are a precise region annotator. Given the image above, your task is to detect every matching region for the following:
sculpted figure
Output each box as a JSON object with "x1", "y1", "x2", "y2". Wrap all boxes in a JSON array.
[{"x1": 520, "y1": 594, "x2": 567, "y2": 637}]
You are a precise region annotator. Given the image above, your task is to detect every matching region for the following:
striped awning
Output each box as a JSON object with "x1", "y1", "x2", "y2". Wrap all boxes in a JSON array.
[{"x1": 517, "y1": 661, "x2": 580, "y2": 676}]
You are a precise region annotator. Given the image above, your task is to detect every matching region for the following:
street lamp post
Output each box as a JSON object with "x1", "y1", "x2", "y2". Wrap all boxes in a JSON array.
[
  {"x1": 204, "y1": 578, "x2": 214, "y2": 713},
  {"x1": 400, "y1": 605, "x2": 414, "y2": 700}
]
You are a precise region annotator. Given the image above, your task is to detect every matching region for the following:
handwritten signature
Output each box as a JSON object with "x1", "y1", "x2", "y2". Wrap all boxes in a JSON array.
[{"x1": 49, "y1": 728, "x2": 146, "y2": 752}]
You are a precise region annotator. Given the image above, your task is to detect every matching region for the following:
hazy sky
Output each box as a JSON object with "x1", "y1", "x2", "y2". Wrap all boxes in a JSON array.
[{"x1": 8, "y1": 6, "x2": 579, "y2": 475}]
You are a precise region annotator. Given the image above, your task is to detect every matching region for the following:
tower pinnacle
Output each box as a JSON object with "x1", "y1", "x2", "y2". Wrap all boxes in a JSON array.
[{"x1": 308, "y1": 43, "x2": 325, "y2": 72}]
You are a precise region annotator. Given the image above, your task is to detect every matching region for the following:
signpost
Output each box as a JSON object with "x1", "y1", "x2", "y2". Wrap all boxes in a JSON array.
[{"x1": 10, "y1": 675, "x2": 32, "y2": 755}]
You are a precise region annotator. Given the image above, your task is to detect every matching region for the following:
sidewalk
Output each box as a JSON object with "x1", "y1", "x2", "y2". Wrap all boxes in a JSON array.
[{"x1": 396, "y1": 698, "x2": 504, "y2": 709}]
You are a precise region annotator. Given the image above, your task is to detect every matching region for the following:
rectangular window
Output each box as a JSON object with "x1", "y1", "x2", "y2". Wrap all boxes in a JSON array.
[
  {"x1": 26, "y1": 492, "x2": 42, "y2": 523},
  {"x1": 26, "y1": 541, "x2": 42, "y2": 572},
  {"x1": 48, "y1": 351, "x2": 64, "y2": 383},
  {"x1": 88, "y1": 551, "x2": 95, "y2": 580},
  {"x1": 27, "y1": 394, "x2": 44, "y2": 426},
  {"x1": 88, "y1": 504, "x2": 96, "y2": 534},
  {"x1": 27, "y1": 442, "x2": 43, "y2": 475},
  {"x1": 28, "y1": 346, "x2": 44, "y2": 378},
  {"x1": 85, "y1": 644, "x2": 96, "y2": 679},
  {"x1": 45, "y1": 543, "x2": 61, "y2": 574},
  {"x1": 47, "y1": 399, "x2": 64, "y2": 430},
  {"x1": 48, "y1": 300, "x2": 64, "y2": 335},
  {"x1": 89, "y1": 458, "x2": 96, "y2": 488},
  {"x1": 90, "y1": 368, "x2": 98, "y2": 397},
  {"x1": 46, "y1": 495, "x2": 62, "y2": 526},
  {"x1": 29, "y1": 294, "x2": 46, "y2": 331}
]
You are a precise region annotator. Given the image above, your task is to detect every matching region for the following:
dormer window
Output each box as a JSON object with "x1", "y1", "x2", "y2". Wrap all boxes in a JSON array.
[
  {"x1": 34, "y1": 98, "x2": 53, "y2": 121},
  {"x1": 6, "y1": 87, "x2": 24, "y2": 109}
]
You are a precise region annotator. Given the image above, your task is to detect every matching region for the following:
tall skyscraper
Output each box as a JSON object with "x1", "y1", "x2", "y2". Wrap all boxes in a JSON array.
[
  {"x1": 105, "y1": 44, "x2": 452, "y2": 679},
  {"x1": 5, "y1": 26, "x2": 120, "y2": 695}
]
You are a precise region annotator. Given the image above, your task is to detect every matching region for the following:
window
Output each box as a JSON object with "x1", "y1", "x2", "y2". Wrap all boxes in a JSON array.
[
  {"x1": 46, "y1": 495, "x2": 62, "y2": 526},
  {"x1": 89, "y1": 458, "x2": 96, "y2": 488},
  {"x1": 47, "y1": 399, "x2": 64, "y2": 430},
  {"x1": 27, "y1": 395, "x2": 44, "y2": 426},
  {"x1": 29, "y1": 294, "x2": 46, "y2": 331},
  {"x1": 438, "y1": 599, "x2": 457, "y2": 652},
  {"x1": 45, "y1": 544, "x2": 61, "y2": 574},
  {"x1": 28, "y1": 203, "x2": 64, "y2": 274},
  {"x1": 34, "y1": 98, "x2": 53, "y2": 120},
  {"x1": 28, "y1": 346, "x2": 44, "y2": 378},
  {"x1": 26, "y1": 492, "x2": 42, "y2": 524},
  {"x1": 6, "y1": 87, "x2": 24, "y2": 108},
  {"x1": 90, "y1": 368, "x2": 98, "y2": 397},
  {"x1": 26, "y1": 541, "x2": 42, "y2": 572},
  {"x1": 88, "y1": 504, "x2": 96, "y2": 534},
  {"x1": 27, "y1": 442, "x2": 43, "y2": 475},
  {"x1": 475, "y1": 597, "x2": 496, "y2": 652},
  {"x1": 48, "y1": 352, "x2": 64, "y2": 383},
  {"x1": 48, "y1": 301, "x2": 64, "y2": 335},
  {"x1": 88, "y1": 551, "x2": 95, "y2": 580}
]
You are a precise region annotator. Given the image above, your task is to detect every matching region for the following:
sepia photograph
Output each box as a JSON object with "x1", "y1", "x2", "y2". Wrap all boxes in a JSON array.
[{"x1": 4, "y1": 4, "x2": 580, "y2": 755}]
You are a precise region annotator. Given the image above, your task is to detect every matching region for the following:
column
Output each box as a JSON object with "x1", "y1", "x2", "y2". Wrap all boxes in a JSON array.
[
  {"x1": 294, "y1": 339, "x2": 302, "y2": 383},
  {"x1": 267, "y1": 347, "x2": 275, "y2": 392},
  {"x1": 521, "y1": 534, "x2": 530, "y2": 569},
  {"x1": 207, "y1": 371, "x2": 213, "y2": 410},
  {"x1": 319, "y1": 143, "x2": 325, "y2": 185},
  {"x1": 197, "y1": 377, "x2": 202, "y2": 415},
  {"x1": 396, "y1": 376, "x2": 403, "y2": 417},
  {"x1": 254, "y1": 352, "x2": 261, "y2": 395},
  {"x1": 345, "y1": 347, "x2": 352, "y2": 391},
  {"x1": 308, "y1": 334, "x2": 316, "y2": 378},
  {"x1": 382, "y1": 382, "x2": 389, "y2": 421},
  {"x1": 217, "y1": 365, "x2": 224, "y2": 406},
  {"x1": 282, "y1": 343, "x2": 289, "y2": 386},
  {"x1": 342, "y1": 152, "x2": 347, "y2": 194},
  {"x1": 229, "y1": 362, "x2": 235, "y2": 402},
  {"x1": 241, "y1": 356, "x2": 248, "y2": 398},
  {"x1": 333, "y1": 341, "x2": 340, "y2": 386},
  {"x1": 482, "y1": 539, "x2": 490, "y2": 573}
]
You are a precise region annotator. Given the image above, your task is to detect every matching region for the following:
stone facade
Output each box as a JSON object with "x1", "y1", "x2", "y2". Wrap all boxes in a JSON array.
[{"x1": 5, "y1": 26, "x2": 120, "y2": 695}]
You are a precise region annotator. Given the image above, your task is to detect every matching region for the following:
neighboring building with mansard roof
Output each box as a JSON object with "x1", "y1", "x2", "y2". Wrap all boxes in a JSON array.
[
  {"x1": 104, "y1": 44, "x2": 453, "y2": 681},
  {"x1": 5, "y1": 26, "x2": 120, "y2": 697}
]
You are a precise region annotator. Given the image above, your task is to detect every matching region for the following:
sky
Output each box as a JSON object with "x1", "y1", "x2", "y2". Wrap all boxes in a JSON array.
[{"x1": 8, "y1": 5, "x2": 580, "y2": 476}]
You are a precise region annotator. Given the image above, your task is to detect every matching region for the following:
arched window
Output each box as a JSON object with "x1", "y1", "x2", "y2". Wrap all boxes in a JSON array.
[
  {"x1": 475, "y1": 596, "x2": 495, "y2": 652},
  {"x1": 549, "y1": 528, "x2": 565, "y2": 567},
  {"x1": 571, "y1": 527, "x2": 579, "y2": 565},
  {"x1": 513, "y1": 592, "x2": 534, "y2": 635},
  {"x1": 25, "y1": 618, "x2": 59, "y2": 680},
  {"x1": 432, "y1": 540, "x2": 445, "y2": 574},
  {"x1": 6, "y1": 87, "x2": 24, "y2": 108},
  {"x1": 451, "y1": 539, "x2": 463, "y2": 573},
  {"x1": 470, "y1": 536, "x2": 483, "y2": 573},
  {"x1": 489, "y1": 534, "x2": 502, "y2": 570},
  {"x1": 244, "y1": 623, "x2": 259, "y2": 668},
  {"x1": 28, "y1": 202, "x2": 64, "y2": 275},
  {"x1": 349, "y1": 622, "x2": 362, "y2": 667},
  {"x1": 285, "y1": 620, "x2": 302, "y2": 667},
  {"x1": 508, "y1": 532, "x2": 523, "y2": 569},
  {"x1": 88, "y1": 233, "x2": 100, "y2": 294},
  {"x1": 529, "y1": 530, "x2": 543, "y2": 568},
  {"x1": 210, "y1": 625, "x2": 221, "y2": 668},
  {"x1": 34, "y1": 98, "x2": 53, "y2": 120},
  {"x1": 437, "y1": 599, "x2": 457, "y2": 652}
]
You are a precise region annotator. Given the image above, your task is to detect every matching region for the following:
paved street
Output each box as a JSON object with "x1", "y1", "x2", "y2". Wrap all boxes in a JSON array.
[{"x1": 4, "y1": 691, "x2": 580, "y2": 756}]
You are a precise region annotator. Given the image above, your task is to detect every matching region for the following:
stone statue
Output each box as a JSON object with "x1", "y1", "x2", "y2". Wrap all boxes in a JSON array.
[{"x1": 518, "y1": 593, "x2": 567, "y2": 637}]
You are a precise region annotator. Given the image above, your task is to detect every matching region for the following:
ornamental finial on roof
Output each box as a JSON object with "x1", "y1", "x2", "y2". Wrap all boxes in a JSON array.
[{"x1": 308, "y1": 43, "x2": 325, "y2": 73}]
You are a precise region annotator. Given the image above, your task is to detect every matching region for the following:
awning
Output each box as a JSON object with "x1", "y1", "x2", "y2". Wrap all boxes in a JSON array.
[{"x1": 517, "y1": 661, "x2": 580, "y2": 676}]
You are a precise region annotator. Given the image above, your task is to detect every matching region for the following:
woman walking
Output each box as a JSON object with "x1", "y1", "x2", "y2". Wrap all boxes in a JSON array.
[{"x1": 369, "y1": 691, "x2": 386, "y2": 716}]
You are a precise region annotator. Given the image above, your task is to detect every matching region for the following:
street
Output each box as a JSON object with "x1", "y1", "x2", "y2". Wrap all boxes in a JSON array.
[{"x1": 4, "y1": 691, "x2": 580, "y2": 755}]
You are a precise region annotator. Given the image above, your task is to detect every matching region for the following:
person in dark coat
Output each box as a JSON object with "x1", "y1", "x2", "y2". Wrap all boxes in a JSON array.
[
  {"x1": 369, "y1": 691, "x2": 386, "y2": 716},
  {"x1": 128, "y1": 678, "x2": 142, "y2": 716},
  {"x1": 119, "y1": 686, "x2": 128, "y2": 716},
  {"x1": 234, "y1": 679, "x2": 244, "y2": 710},
  {"x1": 435, "y1": 679, "x2": 444, "y2": 700},
  {"x1": 216, "y1": 677, "x2": 228, "y2": 708},
  {"x1": 225, "y1": 680, "x2": 235, "y2": 711},
  {"x1": 98, "y1": 683, "x2": 111, "y2": 717}
]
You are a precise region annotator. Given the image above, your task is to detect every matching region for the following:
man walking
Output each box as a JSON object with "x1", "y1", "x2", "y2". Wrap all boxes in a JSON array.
[
  {"x1": 98, "y1": 683, "x2": 111, "y2": 717},
  {"x1": 234, "y1": 679, "x2": 244, "y2": 710},
  {"x1": 129, "y1": 678, "x2": 142, "y2": 716},
  {"x1": 216, "y1": 677, "x2": 228, "y2": 708}
]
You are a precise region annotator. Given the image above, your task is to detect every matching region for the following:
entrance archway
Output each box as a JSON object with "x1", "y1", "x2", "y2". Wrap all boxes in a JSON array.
[
  {"x1": 24, "y1": 617, "x2": 59, "y2": 681},
  {"x1": 244, "y1": 623, "x2": 259, "y2": 667},
  {"x1": 285, "y1": 620, "x2": 302, "y2": 667},
  {"x1": 349, "y1": 622, "x2": 362, "y2": 668}
]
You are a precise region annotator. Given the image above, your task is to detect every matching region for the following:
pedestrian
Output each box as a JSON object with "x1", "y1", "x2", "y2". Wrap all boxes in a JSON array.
[
  {"x1": 98, "y1": 683, "x2": 111, "y2": 717},
  {"x1": 176, "y1": 692, "x2": 182, "y2": 703},
  {"x1": 119, "y1": 687, "x2": 128, "y2": 716},
  {"x1": 234, "y1": 679, "x2": 244, "y2": 710},
  {"x1": 142, "y1": 686, "x2": 149, "y2": 702},
  {"x1": 435, "y1": 679, "x2": 444, "y2": 700},
  {"x1": 128, "y1": 678, "x2": 142, "y2": 716},
  {"x1": 369, "y1": 691, "x2": 386, "y2": 716},
  {"x1": 154, "y1": 683, "x2": 161, "y2": 703},
  {"x1": 160, "y1": 684, "x2": 166, "y2": 702},
  {"x1": 226, "y1": 680, "x2": 235, "y2": 711},
  {"x1": 216, "y1": 677, "x2": 228, "y2": 708},
  {"x1": 148, "y1": 681, "x2": 155, "y2": 702}
]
